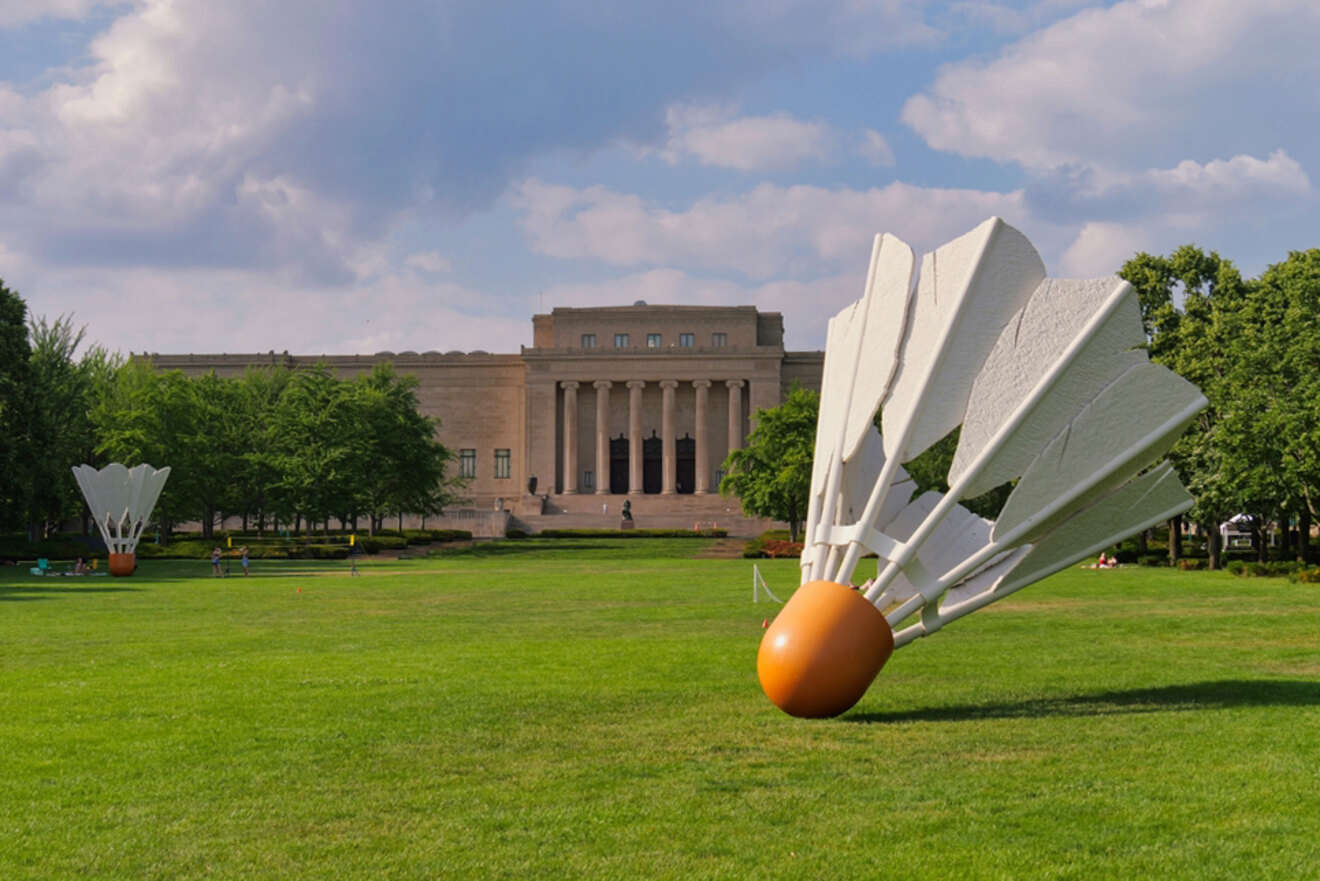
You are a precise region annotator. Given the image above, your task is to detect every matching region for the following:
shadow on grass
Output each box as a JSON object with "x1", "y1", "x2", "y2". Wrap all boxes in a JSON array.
[
  {"x1": 846, "y1": 679, "x2": 1320, "y2": 724},
  {"x1": 0, "y1": 582, "x2": 141, "y2": 602}
]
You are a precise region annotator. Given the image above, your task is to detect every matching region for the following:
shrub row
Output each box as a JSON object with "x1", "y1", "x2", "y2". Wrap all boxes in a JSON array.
[
  {"x1": 530, "y1": 528, "x2": 727, "y2": 539},
  {"x1": 0, "y1": 535, "x2": 99, "y2": 562},
  {"x1": 202, "y1": 528, "x2": 472, "y2": 543},
  {"x1": 1225, "y1": 559, "x2": 1306, "y2": 578},
  {"x1": 136, "y1": 540, "x2": 354, "y2": 560},
  {"x1": 743, "y1": 529, "x2": 798, "y2": 559},
  {"x1": 401, "y1": 529, "x2": 472, "y2": 544}
]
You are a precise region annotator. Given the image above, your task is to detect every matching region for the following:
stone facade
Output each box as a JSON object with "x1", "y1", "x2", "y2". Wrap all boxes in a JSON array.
[{"x1": 149, "y1": 303, "x2": 824, "y2": 518}]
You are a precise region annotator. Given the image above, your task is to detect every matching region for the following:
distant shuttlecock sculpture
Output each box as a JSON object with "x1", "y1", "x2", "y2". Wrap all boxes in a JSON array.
[
  {"x1": 72, "y1": 463, "x2": 171, "y2": 576},
  {"x1": 758, "y1": 218, "x2": 1207, "y2": 718}
]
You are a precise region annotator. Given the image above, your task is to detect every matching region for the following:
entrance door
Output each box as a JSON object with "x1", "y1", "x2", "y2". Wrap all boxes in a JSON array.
[
  {"x1": 642, "y1": 432, "x2": 662, "y2": 494},
  {"x1": 676, "y1": 434, "x2": 695, "y2": 494},
  {"x1": 609, "y1": 435, "x2": 629, "y2": 494}
]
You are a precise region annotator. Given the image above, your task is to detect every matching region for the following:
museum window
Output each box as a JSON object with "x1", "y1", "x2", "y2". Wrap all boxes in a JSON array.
[
  {"x1": 494, "y1": 449, "x2": 511, "y2": 479},
  {"x1": 647, "y1": 333, "x2": 662, "y2": 348},
  {"x1": 615, "y1": 333, "x2": 630, "y2": 348},
  {"x1": 581, "y1": 333, "x2": 596, "y2": 348},
  {"x1": 679, "y1": 332, "x2": 694, "y2": 347},
  {"x1": 582, "y1": 470, "x2": 594, "y2": 490},
  {"x1": 459, "y1": 448, "x2": 477, "y2": 479},
  {"x1": 712, "y1": 332, "x2": 727, "y2": 347}
]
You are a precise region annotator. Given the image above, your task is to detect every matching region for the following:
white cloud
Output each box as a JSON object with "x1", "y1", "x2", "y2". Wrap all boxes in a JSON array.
[
  {"x1": 0, "y1": 0, "x2": 126, "y2": 28},
  {"x1": 404, "y1": 251, "x2": 453, "y2": 274},
  {"x1": 858, "y1": 129, "x2": 895, "y2": 167},
  {"x1": 1144, "y1": 150, "x2": 1311, "y2": 203},
  {"x1": 1057, "y1": 222, "x2": 1147, "y2": 276},
  {"x1": 903, "y1": 0, "x2": 1320, "y2": 171},
  {"x1": 660, "y1": 104, "x2": 837, "y2": 171},
  {"x1": 943, "y1": 0, "x2": 1098, "y2": 36},
  {"x1": 0, "y1": 0, "x2": 956, "y2": 286},
  {"x1": 1027, "y1": 149, "x2": 1311, "y2": 229},
  {"x1": 515, "y1": 178, "x2": 1043, "y2": 279},
  {"x1": 15, "y1": 262, "x2": 531, "y2": 356}
]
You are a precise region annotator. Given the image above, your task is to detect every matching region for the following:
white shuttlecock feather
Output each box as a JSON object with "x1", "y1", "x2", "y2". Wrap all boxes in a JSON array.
[
  {"x1": 72, "y1": 462, "x2": 171, "y2": 556},
  {"x1": 759, "y1": 218, "x2": 1206, "y2": 718}
]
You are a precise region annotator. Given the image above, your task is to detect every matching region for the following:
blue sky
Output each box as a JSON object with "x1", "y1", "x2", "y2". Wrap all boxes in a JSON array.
[{"x1": 1, "y1": 0, "x2": 1316, "y2": 355}]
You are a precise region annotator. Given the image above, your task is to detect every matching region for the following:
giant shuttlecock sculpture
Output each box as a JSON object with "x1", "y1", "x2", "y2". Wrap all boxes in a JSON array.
[
  {"x1": 72, "y1": 463, "x2": 171, "y2": 576},
  {"x1": 758, "y1": 218, "x2": 1207, "y2": 718}
]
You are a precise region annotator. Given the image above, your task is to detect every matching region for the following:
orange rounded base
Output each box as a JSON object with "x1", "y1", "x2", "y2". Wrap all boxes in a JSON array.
[
  {"x1": 757, "y1": 580, "x2": 894, "y2": 718},
  {"x1": 108, "y1": 553, "x2": 136, "y2": 577}
]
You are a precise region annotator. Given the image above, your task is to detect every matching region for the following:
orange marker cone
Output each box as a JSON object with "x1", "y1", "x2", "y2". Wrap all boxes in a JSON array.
[{"x1": 761, "y1": 618, "x2": 769, "y2": 629}]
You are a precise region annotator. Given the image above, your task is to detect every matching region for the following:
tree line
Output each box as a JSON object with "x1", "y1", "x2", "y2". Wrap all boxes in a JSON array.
[
  {"x1": 0, "y1": 281, "x2": 462, "y2": 541},
  {"x1": 1121, "y1": 245, "x2": 1320, "y2": 568},
  {"x1": 722, "y1": 245, "x2": 1320, "y2": 569}
]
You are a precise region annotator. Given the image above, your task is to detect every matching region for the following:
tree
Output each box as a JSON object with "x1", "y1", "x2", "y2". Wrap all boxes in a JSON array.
[
  {"x1": 26, "y1": 314, "x2": 120, "y2": 537},
  {"x1": 173, "y1": 371, "x2": 245, "y2": 538},
  {"x1": 1120, "y1": 246, "x2": 1251, "y2": 568},
  {"x1": 230, "y1": 366, "x2": 291, "y2": 533},
  {"x1": 264, "y1": 364, "x2": 363, "y2": 533},
  {"x1": 897, "y1": 424, "x2": 1013, "y2": 521},
  {"x1": 351, "y1": 364, "x2": 461, "y2": 534},
  {"x1": 1231, "y1": 249, "x2": 1320, "y2": 563},
  {"x1": 0, "y1": 280, "x2": 33, "y2": 532},
  {"x1": 719, "y1": 385, "x2": 817, "y2": 541},
  {"x1": 91, "y1": 360, "x2": 198, "y2": 535}
]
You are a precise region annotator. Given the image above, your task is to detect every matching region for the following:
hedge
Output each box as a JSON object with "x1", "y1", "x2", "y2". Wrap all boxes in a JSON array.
[
  {"x1": 0, "y1": 535, "x2": 98, "y2": 562},
  {"x1": 743, "y1": 529, "x2": 796, "y2": 559},
  {"x1": 533, "y1": 528, "x2": 727, "y2": 539}
]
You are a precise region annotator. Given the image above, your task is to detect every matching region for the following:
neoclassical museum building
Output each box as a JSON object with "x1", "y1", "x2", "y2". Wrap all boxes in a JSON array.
[{"x1": 151, "y1": 303, "x2": 823, "y2": 520}]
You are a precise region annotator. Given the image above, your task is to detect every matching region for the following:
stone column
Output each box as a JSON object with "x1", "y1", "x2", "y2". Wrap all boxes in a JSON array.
[
  {"x1": 660, "y1": 380, "x2": 678, "y2": 494},
  {"x1": 726, "y1": 379, "x2": 744, "y2": 454},
  {"x1": 627, "y1": 380, "x2": 645, "y2": 494},
  {"x1": 593, "y1": 380, "x2": 612, "y2": 494},
  {"x1": 561, "y1": 381, "x2": 579, "y2": 494},
  {"x1": 693, "y1": 380, "x2": 711, "y2": 494}
]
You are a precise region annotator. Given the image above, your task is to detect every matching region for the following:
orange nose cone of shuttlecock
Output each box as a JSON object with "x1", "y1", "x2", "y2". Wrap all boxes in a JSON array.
[
  {"x1": 758, "y1": 580, "x2": 894, "y2": 718},
  {"x1": 107, "y1": 553, "x2": 136, "y2": 577}
]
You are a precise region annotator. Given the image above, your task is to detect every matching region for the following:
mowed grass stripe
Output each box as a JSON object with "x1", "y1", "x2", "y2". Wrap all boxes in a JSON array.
[{"x1": 2, "y1": 540, "x2": 1318, "y2": 880}]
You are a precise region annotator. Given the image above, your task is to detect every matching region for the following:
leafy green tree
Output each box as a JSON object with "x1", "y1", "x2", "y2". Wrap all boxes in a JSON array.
[
  {"x1": 1232, "y1": 249, "x2": 1320, "y2": 563},
  {"x1": 231, "y1": 367, "x2": 291, "y2": 533},
  {"x1": 719, "y1": 385, "x2": 817, "y2": 541},
  {"x1": 1120, "y1": 246, "x2": 1251, "y2": 568},
  {"x1": 174, "y1": 372, "x2": 246, "y2": 538},
  {"x1": 351, "y1": 364, "x2": 460, "y2": 534},
  {"x1": 265, "y1": 364, "x2": 362, "y2": 533},
  {"x1": 899, "y1": 424, "x2": 1013, "y2": 521},
  {"x1": 0, "y1": 280, "x2": 33, "y2": 531},
  {"x1": 26, "y1": 314, "x2": 121, "y2": 536},
  {"x1": 90, "y1": 361, "x2": 197, "y2": 535}
]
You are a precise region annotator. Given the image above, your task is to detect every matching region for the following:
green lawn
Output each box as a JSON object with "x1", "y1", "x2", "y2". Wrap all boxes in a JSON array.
[{"x1": 2, "y1": 540, "x2": 1319, "y2": 880}]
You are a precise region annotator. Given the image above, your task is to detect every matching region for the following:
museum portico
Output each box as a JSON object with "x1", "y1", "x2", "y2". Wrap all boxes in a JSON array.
[{"x1": 150, "y1": 302, "x2": 823, "y2": 518}]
